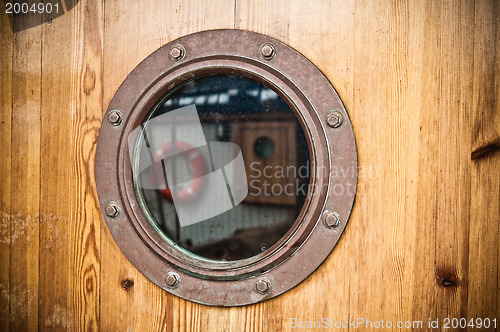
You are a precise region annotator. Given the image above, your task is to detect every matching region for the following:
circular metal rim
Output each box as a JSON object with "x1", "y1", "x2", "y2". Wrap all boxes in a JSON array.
[
  {"x1": 119, "y1": 63, "x2": 328, "y2": 277},
  {"x1": 95, "y1": 29, "x2": 358, "y2": 306},
  {"x1": 131, "y1": 72, "x2": 315, "y2": 270}
]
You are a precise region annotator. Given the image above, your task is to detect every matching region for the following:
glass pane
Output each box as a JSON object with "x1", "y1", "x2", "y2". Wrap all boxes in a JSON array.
[{"x1": 130, "y1": 74, "x2": 310, "y2": 261}]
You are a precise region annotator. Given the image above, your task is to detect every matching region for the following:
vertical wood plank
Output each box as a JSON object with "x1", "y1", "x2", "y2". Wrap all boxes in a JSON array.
[
  {"x1": 424, "y1": 0, "x2": 474, "y2": 321},
  {"x1": 39, "y1": 7, "x2": 73, "y2": 330},
  {"x1": 407, "y1": 0, "x2": 477, "y2": 325},
  {"x1": 496, "y1": 1, "x2": 500, "y2": 323},
  {"x1": 39, "y1": 0, "x2": 103, "y2": 330},
  {"x1": 468, "y1": 0, "x2": 500, "y2": 322},
  {"x1": 67, "y1": 0, "x2": 103, "y2": 330},
  {"x1": 0, "y1": 9, "x2": 13, "y2": 332},
  {"x1": 381, "y1": 0, "x2": 420, "y2": 325},
  {"x1": 10, "y1": 12, "x2": 42, "y2": 332},
  {"x1": 346, "y1": 0, "x2": 400, "y2": 326},
  {"x1": 407, "y1": 0, "x2": 439, "y2": 325}
]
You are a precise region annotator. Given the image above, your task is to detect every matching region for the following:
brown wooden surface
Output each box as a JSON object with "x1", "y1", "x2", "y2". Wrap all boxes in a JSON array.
[
  {"x1": 1, "y1": 0, "x2": 499, "y2": 331},
  {"x1": 9, "y1": 10, "x2": 42, "y2": 332},
  {"x1": 0, "y1": 3, "x2": 12, "y2": 330}
]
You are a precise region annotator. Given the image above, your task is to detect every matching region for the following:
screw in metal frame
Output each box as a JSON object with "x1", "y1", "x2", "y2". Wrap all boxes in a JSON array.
[
  {"x1": 165, "y1": 272, "x2": 181, "y2": 289},
  {"x1": 108, "y1": 110, "x2": 123, "y2": 126},
  {"x1": 255, "y1": 277, "x2": 272, "y2": 295},
  {"x1": 169, "y1": 44, "x2": 185, "y2": 60},
  {"x1": 105, "y1": 201, "x2": 120, "y2": 218},
  {"x1": 259, "y1": 43, "x2": 276, "y2": 60},
  {"x1": 322, "y1": 210, "x2": 341, "y2": 229},
  {"x1": 326, "y1": 111, "x2": 343, "y2": 128}
]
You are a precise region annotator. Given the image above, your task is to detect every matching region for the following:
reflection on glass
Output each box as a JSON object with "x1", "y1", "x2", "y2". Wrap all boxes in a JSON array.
[{"x1": 131, "y1": 74, "x2": 310, "y2": 261}]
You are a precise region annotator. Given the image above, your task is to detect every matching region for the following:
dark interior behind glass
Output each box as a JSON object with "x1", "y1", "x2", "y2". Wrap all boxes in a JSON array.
[{"x1": 134, "y1": 74, "x2": 310, "y2": 261}]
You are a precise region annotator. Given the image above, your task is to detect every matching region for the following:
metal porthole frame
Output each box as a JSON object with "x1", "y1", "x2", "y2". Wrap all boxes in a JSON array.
[{"x1": 95, "y1": 29, "x2": 357, "y2": 306}]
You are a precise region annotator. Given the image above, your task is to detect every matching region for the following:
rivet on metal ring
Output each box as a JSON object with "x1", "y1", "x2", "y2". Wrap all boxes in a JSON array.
[
  {"x1": 169, "y1": 44, "x2": 185, "y2": 60},
  {"x1": 326, "y1": 111, "x2": 343, "y2": 128},
  {"x1": 259, "y1": 43, "x2": 276, "y2": 60},
  {"x1": 165, "y1": 272, "x2": 180, "y2": 289},
  {"x1": 255, "y1": 277, "x2": 272, "y2": 295},
  {"x1": 105, "y1": 201, "x2": 120, "y2": 218},
  {"x1": 108, "y1": 110, "x2": 123, "y2": 126},
  {"x1": 322, "y1": 210, "x2": 340, "y2": 229}
]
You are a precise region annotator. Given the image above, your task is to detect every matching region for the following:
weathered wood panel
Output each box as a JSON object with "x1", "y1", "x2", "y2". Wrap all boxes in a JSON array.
[
  {"x1": 0, "y1": 0, "x2": 498, "y2": 331},
  {"x1": 38, "y1": 1, "x2": 103, "y2": 331},
  {"x1": 468, "y1": 0, "x2": 500, "y2": 323},
  {"x1": 10, "y1": 11, "x2": 42, "y2": 332},
  {"x1": 0, "y1": 7, "x2": 13, "y2": 332}
]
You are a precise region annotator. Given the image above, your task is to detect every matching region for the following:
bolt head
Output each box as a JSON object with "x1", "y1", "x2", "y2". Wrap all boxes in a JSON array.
[
  {"x1": 260, "y1": 43, "x2": 276, "y2": 60},
  {"x1": 255, "y1": 277, "x2": 272, "y2": 295},
  {"x1": 108, "y1": 110, "x2": 123, "y2": 126},
  {"x1": 170, "y1": 45, "x2": 184, "y2": 60},
  {"x1": 165, "y1": 272, "x2": 180, "y2": 289},
  {"x1": 105, "y1": 202, "x2": 120, "y2": 218},
  {"x1": 326, "y1": 111, "x2": 343, "y2": 128},
  {"x1": 323, "y1": 210, "x2": 340, "y2": 228}
]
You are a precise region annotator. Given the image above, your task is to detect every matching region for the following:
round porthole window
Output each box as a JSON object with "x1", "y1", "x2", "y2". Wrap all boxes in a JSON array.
[
  {"x1": 135, "y1": 74, "x2": 311, "y2": 262},
  {"x1": 95, "y1": 29, "x2": 357, "y2": 306}
]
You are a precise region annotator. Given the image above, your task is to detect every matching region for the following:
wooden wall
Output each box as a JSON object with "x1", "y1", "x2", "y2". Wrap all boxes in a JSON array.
[{"x1": 1, "y1": 0, "x2": 499, "y2": 331}]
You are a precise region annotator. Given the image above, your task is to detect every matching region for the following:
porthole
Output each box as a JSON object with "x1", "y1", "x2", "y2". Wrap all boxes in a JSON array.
[
  {"x1": 95, "y1": 29, "x2": 357, "y2": 306},
  {"x1": 134, "y1": 73, "x2": 310, "y2": 262}
]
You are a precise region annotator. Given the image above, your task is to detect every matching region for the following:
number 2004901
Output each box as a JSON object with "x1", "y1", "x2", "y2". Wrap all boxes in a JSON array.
[
  {"x1": 5, "y1": 2, "x2": 59, "y2": 14},
  {"x1": 442, "y1": 318, "x2": 496, "y2": 329}
]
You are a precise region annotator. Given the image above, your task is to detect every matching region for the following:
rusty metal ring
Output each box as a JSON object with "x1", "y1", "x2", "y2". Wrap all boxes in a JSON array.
[{"x1": 95, "y1": 29, "x2": 357, "y2": 306}]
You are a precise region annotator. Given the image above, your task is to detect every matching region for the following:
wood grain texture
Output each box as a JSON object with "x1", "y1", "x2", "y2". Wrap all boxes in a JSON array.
[
  {"x1": 0, "y1": 0, "x2": 499, "y2": 331},
  {"x1": 10, "y1": 11, "x2": 42, "y2": 332},
  {"x1": 67, "y1": 0, "x2": 103, "y2": 330},
  {"x1": 39, "y1": 11, "x2": 72, "y2": 332},
  {"x1": 0, "y1": 8, "x2": 12, "y2": 332},
  {"x1": 38, "y1": 0, "x2": 102, "y2": 331},
  {"x1": 468, "y1": 0, "x2": 500, "y2": 323}
]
